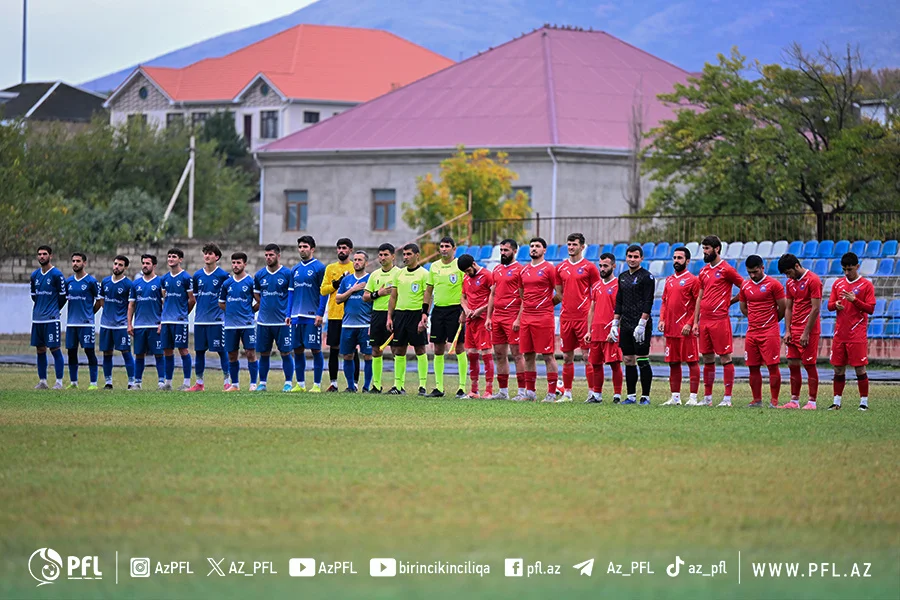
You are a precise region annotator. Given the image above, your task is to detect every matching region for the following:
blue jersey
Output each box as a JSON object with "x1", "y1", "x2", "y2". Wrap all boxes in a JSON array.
[
  {"x1": 254, "y1": 266, "x2": 292, "y2": 325},
  {"x1": 161, "y1": 270, "x2": 193, "y2": 324},
  {"x1": 219, "y1": 274, "x2": 256, "y2": 329},
  {"x1": 290, "y1": 259, "x2": 327, "y2": 319},
  {"x1": 65, "y1": 274, "x2": 100, "y2": 326},
  {"x1": 130, "y1": 275, "x2": 163, "y2": 328},
  {"x1": 338, "y1": 273, "x2": 371, "y2": 328},
  {"x1": 193, "y1": 267, "x2": 229, "y2": 324},
  {"x1": 100, "y1": 275, "x2": 133, "y2": 329},
  {"x1": 31, "y1": 267, "x2": 67, "y2": 323}
]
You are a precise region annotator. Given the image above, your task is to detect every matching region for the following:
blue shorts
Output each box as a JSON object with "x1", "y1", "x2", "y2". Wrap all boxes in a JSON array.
[
  {"x1": 256, "y1": 324, "x2": 292, "y2": 354},
  {"x1": 31, "y1": 322, "x2": 61, "y2": 348},
  {"x1": 133, "y1": 328, "x2": 162, "y2": 355},
  {"x1": 99, "y1": 327, "x2": 131, "y2": 352},
  {"x1": 65, "y1": 326, "x2": 96, "y2": 350},
  {"x1": 224, "y1": 327, "x2": 256, "y2": 353},
  {"x1": 340, "y1": 326, "x2": 372, "y2": 355},
  {"x1": 194, "y1": 324, "x2": 224, "y2": 352},
  {"x1": 292, "y1": 319, "x2": 322, "y2": 350},
  {"x1": 160, "y1": 323, "x2": 189, "y2": 349}
]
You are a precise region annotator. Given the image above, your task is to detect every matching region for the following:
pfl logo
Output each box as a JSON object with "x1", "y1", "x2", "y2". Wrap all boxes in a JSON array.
[{"x1": 29, "y1": 548, "x2": 102, "y2": 587}]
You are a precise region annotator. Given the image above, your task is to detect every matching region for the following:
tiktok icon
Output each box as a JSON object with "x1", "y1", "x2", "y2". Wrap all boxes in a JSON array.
[{"x1": 667, "y1": 556, "x2": 684, "y2": 578}]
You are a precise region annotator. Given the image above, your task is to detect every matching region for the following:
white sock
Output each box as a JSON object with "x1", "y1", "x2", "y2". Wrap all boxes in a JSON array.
[
  {"x1": 499, "y1": 387, "x2": 508, "y2": 394},
  {"x1": 689, "y1": 393, "x2": 698, "y2": 401},
  {"x1": 56, "y1": 379, "x2": 63, "y2": 385},
  {"x1": 704, "y1": 395, "x2": 712, "y2": 401},
  {"x1": 860, "y1": 397, "x2": 868, "y2": 406},
  {"x1": 106, "y1": 377, "x2": 113, "y2": 384},
  {"x1": 518, "y1": 388, "x2": 526, "y2": 395},
  {"x1": 672, "y1": 392, "x2": 680, "y2": 401},
  {"x1": 196, "y1": 378, "x2": 204, "y2": 385},
  {"x1": 834, "y1": 395, "x2": 842, "y2": 406},
  {"x1": 165, "y1": 379, "x2": 172, "y2": 385},
  {"x1": 183, "y1": 378, "x2": 190, "y2": 386},
  {"x1": 723, "y1": 395, "x2": 732, "y2": 402}
]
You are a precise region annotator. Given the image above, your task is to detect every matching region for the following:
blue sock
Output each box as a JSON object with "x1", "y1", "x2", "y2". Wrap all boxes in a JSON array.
[
  {"x1": 259, "y1": 355, "x2": 270, "y2": 382},
  {"x1": 68, "y1": 348, "x2": 79, "y2": 382},
  {"x1": 164, "y1": 354, "x2": 175, "y2": 380},
  {"x1": 195, "y1": 351, "x2": 206, "y2": 378},
  {"x1": 122, "y1": 351, "x2": 135, "y2": 380},
  {"x1": 219, "y1": 352, "x2": 230, "y2": 380},
  {"x1": 181, "y1": 354, "x2": 192, "y2": 380},
  {"x1": 229, "y1": 361, "x2": 240, "y2": 386},
  {"x1": 313, "y1": 351, "x2": 324, "y2": 385},
  {"x1": 282, "y1": 354, "x2": 294, "y2": 382},
  {"x1": 135, "y1": 356, "x2": 145, "y2": 382},
  {"x1": 37, "y1": 352, "x2": 48, "y2": 380},
  {"x1": 154, "y1": 355, "x2": 165, "y2": 382},
  {"x1": 343, "y1": 358, "x2": 356, "y2": 391},
  {"x1": 103, "y1": 354, "x2": 113, "y2": 381},
  {"x1": 364, "y1": 359, "x2": 373, "y2": 390},
  {"x1": 85, "y1": 348, "x2": 98, "y2": 384},
  {"x1": 295, "y1": 350, "x2": 306, "y2": 386},
  {"x1": 51, "y1": 348, "x2": 64, "y2": 380},
  {"x1": 249, "y1": 360, "x2": 258, "y2": 384}
]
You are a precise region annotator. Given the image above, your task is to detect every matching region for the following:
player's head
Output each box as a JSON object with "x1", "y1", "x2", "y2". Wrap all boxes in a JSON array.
[
  {"x1": 598, "y1": 252, "x2": 615, "y2": 279},
  {"x1": 264, "y1": 243, "x2": 281, "y2": 267},
  {"x1": 701, "y1": 235, "x2": 722, "y2": 263},
  {"x1": 499, "y1": 239, "x2": 517, "y2": 265},
  {"x1": 231, "y1": 252, "x2": 247, "y2": 275},
  {"x1": 202, "y1": 243, "x2": 222, "y2": 265},
  {"x1": 529, "y1": 237, "x2": 547, "y2": 260},
  {"x1": 297, "y1": 235, "x2": 316, "y2": 261},
  {"x1": 71, "y1": 252, "x2": 87, "y2": 273},
  {"x1": 401, "y1": 243, "x2": 420, "y2": 268},
  {"x1": 672, "y1": 246, "x2": 690, "y2": 273},
  {"x1": 840, "y1": 252, "x2": 860, "y2": 279},
  {"x1": 37, "y1": 245, "x2": 52, "y2": 266},
  {"x1": 336, "y1": 238, "x2": 353, "y2": 261},
  {"x1": 625, "y1": 244, "x2": 643, "y2": 270},
  {"x1": 167, "y1": 248, "x2": 184, "y2": 269},
  {"x1": 745, "y1": 254, "x2": 765, "y2": 282},
  {"x1": 777, "y1": 253, "x2": 803, "y2": 280},
  {"x1": 140, "y1": 253, "x2": 157, "y2": 276},
  {"x1": 438, "y1": 236, "x2": 456, "y2": 260},
  {"x1": 566, "y1": 233, "x2": 585, "y2": 258},
  {"x1": 352, "y1": 250, "x2": 368, "y2": 273},
  {"x1": 377, "y1": 243, "x2": 395, "y2": 268},
  {"x1": 112, "y1": 255, "x2": 129, "y2": 276},
  {"x1": 457, "y1": 253, "x2": 476, "y2": 276}
]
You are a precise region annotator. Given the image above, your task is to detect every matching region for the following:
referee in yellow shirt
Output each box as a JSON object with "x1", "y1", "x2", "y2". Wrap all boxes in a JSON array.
[
  {"x1": 425, "y1": 236, "x2": 467, "y2": 398},
  {"x1": 320, "y1": 238, "x2": 357, "y2": 391}
]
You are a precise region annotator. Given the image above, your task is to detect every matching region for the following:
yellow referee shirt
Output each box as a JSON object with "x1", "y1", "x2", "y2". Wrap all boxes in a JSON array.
[{"x1": 321, "y1": 260, "x2": 355, "y2": 320}]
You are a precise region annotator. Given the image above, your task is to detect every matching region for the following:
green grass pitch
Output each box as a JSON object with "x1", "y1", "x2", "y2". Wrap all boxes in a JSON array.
[{"x1": 0, "y1": 365, "x2": 898, "y2": 599}]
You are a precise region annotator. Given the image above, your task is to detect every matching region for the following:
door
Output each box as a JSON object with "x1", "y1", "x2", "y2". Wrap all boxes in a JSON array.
[{"x1": 243, "y1": 114, "x2": 252, "y2": 147}]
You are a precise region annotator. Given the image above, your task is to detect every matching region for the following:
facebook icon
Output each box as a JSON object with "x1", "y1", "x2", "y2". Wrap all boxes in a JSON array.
[{"x1": 505, "y1": 558, "x2": 523, "y2": 577}]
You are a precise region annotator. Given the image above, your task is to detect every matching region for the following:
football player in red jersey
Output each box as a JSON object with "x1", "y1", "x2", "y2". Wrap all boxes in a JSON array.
[
  {"x1": 827, "y1": 252, "x2": 876, "y2": 411},
  {"x1": 555, "y1": 233, "x2": 600, "y2": 401},
  {"x1": 738, "y1": 255, "x2": 786, "y2": 408},
  {"x1": 778, "y1": 253, "x2": 823, "y2": 409},
  {"x1": 459, "y1": 253, "x2": 495, "y2": 398},
  {"x1": 485, "y1": 239, "x2": 526, "y2": 399},
  {"x1": 583, "y1": 253, "x2": 623, "y2": 403},
  {"x1": 659, "y1": 246, "x2": 701, "y2": 406}
]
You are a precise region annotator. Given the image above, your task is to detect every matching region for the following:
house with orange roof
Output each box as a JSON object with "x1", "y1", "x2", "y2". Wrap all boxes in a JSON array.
[{"x1": 103, "y1": 24, "x2": 453, "y2": 150}]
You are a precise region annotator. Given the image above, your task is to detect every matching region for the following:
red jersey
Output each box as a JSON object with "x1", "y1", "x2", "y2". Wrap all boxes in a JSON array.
[
  {"x1": 661, "y1": 271, "x2": 700, "y2": 338},
  {"x1": 828, "y1": 276, "x2": 876, "y2": 343},
  {"x1": 520, "y1": 260, "x2": 558, "y2": 322},
  {"x1": 699, "y1": 260, "x2": 744, "y2": 320},
  {"x1": 556, "y1": 258, "x2": 600, "y2": 321},
  {"x1": 739, "y1": 276, "x2": 785, "y2": 335},
  {"x1": 463, "y1": 267, "x2": 493, "y2": 313},
  {"x1": 589, "y1": 278, "x2": 619, "y2": 338},
  {"x1": 490, "y1": 262, "x2": 523, "y2": 321},
  {"x1": 785, "y1": 269, "x2": 822, "y2": 335}
]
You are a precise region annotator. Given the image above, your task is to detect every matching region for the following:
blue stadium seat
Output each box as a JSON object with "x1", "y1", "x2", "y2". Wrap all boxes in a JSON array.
[
  {"x1": 865, "y1": 240, "x2": 882, "y2": 258},
  {"x1": 652, "y1": 298, "x2": 662, "y2": 316},
  {"x1": 662, "y1": 262, "x2": 675, "y2": 277},
  {"x1": 876, "y1": 259, "x2": 894, "y2": 277},
  {"x1": 455, "y1": 245, "x2": 468, "y2": 258},
  {"x1": 649, "y1": 261, "x2": 665, "y2": 277},
  {"x1": 771, "y1": 240, "x2": 789, "y2": 258},
  {"x1": 895, "y1": 261, "x2": 900, "y2": 276},
  {"x1": 882, "y1": 239, "x2": 899, "y2": 257},
  {"x1": 821, "y1": 318, "x2": 835, "y2": 338},
  {"x1": 614, "y1": 262, "x2": 626, "y2": 276},
  {"x1": 801, "y1": 259, "x2": 813, "y2": 270},
  {"x1": 689, "y1": 261, "x2": 702, "y2": 276},
  {"x1": 860, "y1": 258, "x2": 878, "y2": 277},
  {"x1": 802, "y1": 240, "x2": 819, "y2": 258},
  {"x1": 544, "y1": 244, "x2": 559, "y2": 261},
  {"x1": 685, "y1": 242, "x2": 700, "y2": 258},
  {"x1": 757, "y1": 240, "x2": 774, "y2": 258},
  {"x1": 873, "y1": 299, "x2": 887, "y2": 317},
  {"x1": 765, "y1": 260, "x2": 780, "y2": 275},
  {"x1": 787, "y1": 240, "x2": 804, "y2": 256},
  {"x1": 601, "y1": 243, "x2": 614, "y2": 255},
  {"x1": 734, "y1": 320, "x2": 748, "y2": 336},
  {"x1": 516, "y1": 245, "x2": 529, "y2": 263},
  {"x1": 887, "y1": 320, "x2": 900, "y2": 339},
  {"x1": 833, "y1": 240, "x2": 850, "y2": 257},
  {"x1": 812, "y1": 259, "x2": 829, "y2": 277},
  {"x1": 779, "y1": 320, "x2": 786, "y2": 336},
  {"x1": 585, "y1": 244, "x2": 600, "y2": 261},
  {"x1": 641, "y1": 242, "x2": 655, "y2": 258},
  {"x1": 737, "y1": 260, "x2": 749, "y2": 277},
  {"x1": 641, "y1": 261, "x2": 650, "y2": 271},
  {"x1": 466, "y1": 245, "x2": 480, "y2": 262},
  {"x1": 888, "y1": 299, "x2": 900, "y2": 317},
  {"x1": 478, "y1": 246, "x2": 493, "y2": 261},
  {"x1": 652, "y1": 242, "x2": 670, "y2": 260},
  {"x1": 816, "y1": 240, "x2": 833, "y2": 258},
  {"x1": 849, "y1": 240, "x2": 866, "y2": 257},
  {"x1": 730, "y1": 302, "x2": 742, "y2": 317},
  {"x1": 868, "y1": 318, "x2": 886, "y2": 339},
  {"x1": 828, "y1": 259, "x2": 843, "y2": 276},
  {"x1": 613, "y1": 243, "x2": 628, "y2": 261},
  {"x1": 726, "y1": 259, "x2": 737, "y2": 269}
]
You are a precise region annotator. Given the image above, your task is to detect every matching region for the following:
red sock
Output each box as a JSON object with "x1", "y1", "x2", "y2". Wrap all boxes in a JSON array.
[
  {"x1": 526, "y1": 371, "x2": 537, "y2": 392},
  {"x1": 483, "y1": 354, "x2": 494, "y2": 385},
  {"x1": 804, "y1": 364, "x2": 818, "y2": 400},
  {"x1": 468, "y1": 352, "x2": 479, "y2": 392},
  {"x1": 834, "y1": 374, "x2": 846, "y2": 396},
  {"x1": 585, "y1": 360, "x2": 594, "y2": 390},
  {"x1": 547, "y1": 371, "x2": 559, "y2": 394},
  {"x1": 669, "y1": 362, "x2": 682, "y2": 393},
  {"x1": 789, "y1": 364, "x2": 802, "y2": 399},
  {"x1": 767, "y1": 364, "x2": 781, "y2": 405},
  {"x1": 703, "y1": 363, "x2": 715, "y2": 396},
  {"x1": 516, "y1": 372, "x2": 526, "y2": 391},
  {"x1": 688, "y1": 362, "x2": 700, "y2": 394},
  {"x1": 858, "y1": 373, "x2": 869, "y2": 397},
  {"x1": 610, "y1": 362, "x2": 623, "y2": 395},
  {"x1": 562, "y1": 362, "x2": 574, "y2": 391},
  {"x1": 591, "y1": 362, "x2": 604, "y2": 393},
  {"x1": 723, "y1": 362, "x2": 735, "y2": 396},
  {"x1": 749, "y1": 365, "x2": 763, "y2": 401},
  {"x1": 498, "y1": 373, "x2": 509, "y2": 389}
]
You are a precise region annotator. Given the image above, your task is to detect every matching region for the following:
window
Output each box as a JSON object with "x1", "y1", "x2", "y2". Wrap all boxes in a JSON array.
[
  {"x1": 303, "y1": 111, "x2": 320, "y2": 124},
  {"x1": 285, "y1": 190, "x2": 308, "y2": 231},
  {"x1": 191, "y1": 112, "x2": 209, "y2": 128},
  {"x1": 372, "y1": 189, "x2": 396, "y2": 231},
  {"x1": 166, "y1": 113, "x2": 184, "y2": 128},
  {"x1": 127, "y1": 113, "x2": 147, "y2": 127},
  {"x1": 260, "y1": 111, "x2": 279, "y2": 139},
  {"x1": 511, "y1": 186, "x2": 532, "y2": 204}
]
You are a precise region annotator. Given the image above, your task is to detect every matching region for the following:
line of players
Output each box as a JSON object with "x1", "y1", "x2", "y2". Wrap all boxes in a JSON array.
[{"x1": 29, "y1": 233, "x2": 876, "y2": 409}]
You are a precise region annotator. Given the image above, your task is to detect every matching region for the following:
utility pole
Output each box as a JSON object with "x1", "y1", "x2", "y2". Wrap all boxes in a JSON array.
[
  {"x1": 21, "y1": 0, "x2": 28, "y2": 82},
  {"x1": 188, "y1": 135, "x2": 195, "y2": 238}
]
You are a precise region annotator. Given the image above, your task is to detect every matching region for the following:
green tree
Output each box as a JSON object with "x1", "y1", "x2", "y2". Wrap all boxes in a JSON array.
[{"x1": 201, "y1": 111, "x2": 248, "y2": 166}]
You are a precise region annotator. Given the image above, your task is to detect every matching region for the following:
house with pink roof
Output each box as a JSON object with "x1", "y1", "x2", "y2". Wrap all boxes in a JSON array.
[{"x1": 256, "y1": 26, "x2": 692, "y2": 247}]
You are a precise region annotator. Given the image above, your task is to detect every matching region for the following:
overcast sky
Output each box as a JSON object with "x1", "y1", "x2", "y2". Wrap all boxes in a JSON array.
[{"x1": 0, "y1": 0, "x2": 316, "y2": 88}]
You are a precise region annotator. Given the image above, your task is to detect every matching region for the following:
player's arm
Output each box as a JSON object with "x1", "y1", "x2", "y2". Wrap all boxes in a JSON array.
[
  {"x1": 513, "y1": 286, "x2": 524, "y2": 332},
  {"x1": 460, "y1": 287, "x2": 471, "y2": 317},
  {"x1": 802, "y1": 297, "x2": 821, "y2": 345},
  {"x1": 783, "y1": 297, "x2": 794, "y2": 343},
  {"x1": 363, "y1": 276, "x2": 376, "y2": 303},
  {"x1": 320, "y1": 264, "x2": 340, "y2": 295},
  {"x1": 335, "y1": 279, "x2": 352, "y2": 304},
  {"x1": 386, "y1": 287, "x2": 398, "y2": 332},
  {"x1": 94, "y1": 283, "x2": 104, "y2": 313},
  {"x1": 553, "y1": 283, "x2": 563, "y2": 306},
  {"x1": 127, "y1": 300, "x2": 135, "y2": 335},
  {"x1": 739, "y1": 288, "x2": 748, "y2": 317},
  {"x1": 57, "y1": 275, "x2": 68, "y2": 309},
  {"x1": 692, "y1": 287, "x2": 703, "y2": 335},
  {"x1": 421, "y1": 284, "x2": 432, "y2": 328},
  {"x1": 658, "y1": 284, "x2": 668, "y2": 333},
  {"x1": 852, "y1": 285, "x2": 877, "y2": 315},
  {"x1": 827, "y1": 284, "x2": 839, "y2": 311},
  {"x1": 217, "y1": 281, "x2": 227, "y2": 312},
  {"x1": 485, "y1": 280, "x2": 497, "y2": 330},
  {"x1": 776, "y1": 295, "x2": 787, "y2": 321},
  {"x1": 187, "y1": 289, "x2": 196, "y2": 313},
  {"x1": 584, "y1": 296, "x2": 595, "y2": 343},
  {"x1": 728, "y1": 271, "x2": 744, "y2": 305},
  {"x1": 640, "y1": 275, "x2": 653, "y2": 321}
]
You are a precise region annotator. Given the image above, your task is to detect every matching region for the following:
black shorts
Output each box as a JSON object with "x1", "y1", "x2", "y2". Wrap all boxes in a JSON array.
[
  {"x1": 369, "y1": 311, "x2": 391, "y2": 349},
  {"x1": 619, "y1": 322, "x2": 651, "y2": 357},
  {"x1": 326, "y1": 319, "x2": 342, "y2": 348},
  {"x1": 391, "y1": 309, "x2": 427, "y2": 348},
  {"x1": 430, "y1": 305, "x2": 464, "y2": 344}
]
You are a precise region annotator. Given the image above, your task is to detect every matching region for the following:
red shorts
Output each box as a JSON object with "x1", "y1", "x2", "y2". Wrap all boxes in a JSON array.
[
  {"x1": 589, "y1": 340, "x2": 622, "y2": 364},
  {"x1": 744, "y1": 332, "x2": 782, "y2": 366},
  {"x1": 830, "y1": 340, "x2": 868, "y2": 367},
  {"x1": 519, "y1": 320, "x2": 555, "y2": 355},
  {"x1": 559, "y1": 318, "x2": 589, "y2": 352},
  {"x1": 491, "y1": 318, "x2": 519, "y2": 346},
  {"x1": 664, "y1": 336, "x2": 700, "y2": 363},
  {"x1": 699, "y1": 319, "x2": 734, "y2": 356},
  {"x1": 464, "y1": 318, "x2": 491, "y2": 350},
  {"x1": 786, "y1": 331, "x2": 820, "y2": 364}
]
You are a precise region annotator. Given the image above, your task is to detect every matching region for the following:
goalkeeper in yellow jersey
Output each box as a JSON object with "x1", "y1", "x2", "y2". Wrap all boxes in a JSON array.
[{"x1": 321, "y1": 238, "x2": 357, "y2": 391}]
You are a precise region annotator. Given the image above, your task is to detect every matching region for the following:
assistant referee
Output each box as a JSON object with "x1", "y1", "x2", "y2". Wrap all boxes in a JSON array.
[
  {"x1": 386, "y1": 243, "x2": 431, "y2": 395},
  {"x1": 611, "y1": 244, "x2": 655, "y2": 404},
  {"x1": 363, "y1": 243, "x2": 400, "y2": 394}
]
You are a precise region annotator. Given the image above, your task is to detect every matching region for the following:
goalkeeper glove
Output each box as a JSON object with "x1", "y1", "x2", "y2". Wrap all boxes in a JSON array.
[{"x1": 633, "y1": 318, "x2": 648, "y2": 343}]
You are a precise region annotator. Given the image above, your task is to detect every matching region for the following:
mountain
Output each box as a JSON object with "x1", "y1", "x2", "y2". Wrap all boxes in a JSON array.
[{"x1": 82, "y1": 0, "x2": 900, "y2": 93}]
